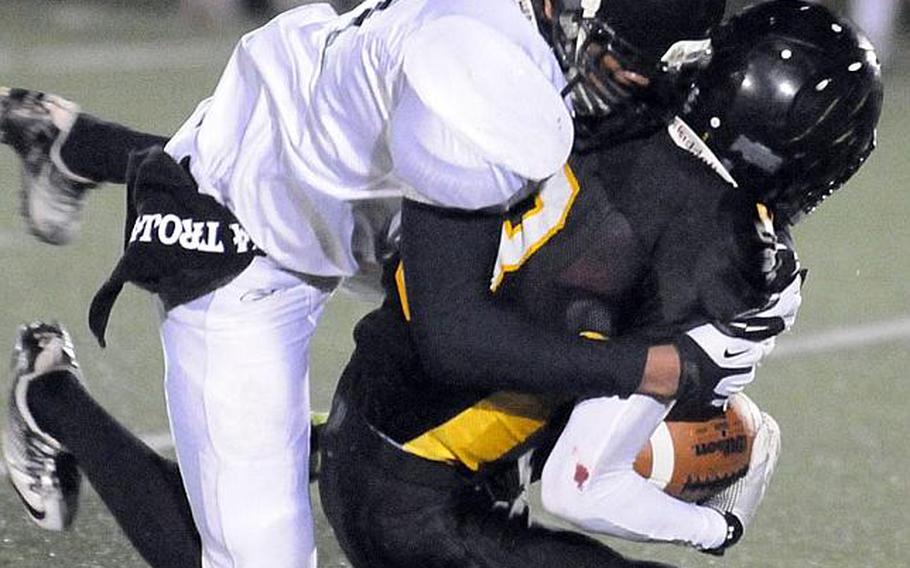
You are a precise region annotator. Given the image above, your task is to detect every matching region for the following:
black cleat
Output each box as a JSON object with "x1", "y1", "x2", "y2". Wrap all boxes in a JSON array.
[
  {"x1": 2, "y1": 322, "x2": 83, "y2": 530},
  {"x1": 0, "y1": 88, "x2": 96, "y2": 245}
]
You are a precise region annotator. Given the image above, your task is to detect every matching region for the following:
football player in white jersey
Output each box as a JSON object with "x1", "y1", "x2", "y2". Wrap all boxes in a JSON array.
[{"x1": 0, "y1": 1, "x2": 778, "y2": 566}]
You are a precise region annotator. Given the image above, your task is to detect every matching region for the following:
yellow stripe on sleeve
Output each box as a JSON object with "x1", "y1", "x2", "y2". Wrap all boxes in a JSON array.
[{"x1": 395, "y1": 261, "x2": 411, "y2": 322}]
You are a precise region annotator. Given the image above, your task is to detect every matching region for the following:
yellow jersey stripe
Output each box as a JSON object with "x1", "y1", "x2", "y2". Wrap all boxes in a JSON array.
[
  {"x1": 402, "y1": 391, "x2": 553, "y2": 471},
  {"x1": 490, "y1": 164, "x2": 581, "y2": 292}
]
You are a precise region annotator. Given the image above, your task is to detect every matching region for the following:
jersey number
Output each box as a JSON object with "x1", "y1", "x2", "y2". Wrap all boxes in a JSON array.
[{"x1": 490, "y1": 165, "x2": 580, "y2": 291}]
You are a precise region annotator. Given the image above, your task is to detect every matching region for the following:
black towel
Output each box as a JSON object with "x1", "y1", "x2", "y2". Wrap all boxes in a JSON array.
[{"x1": 89, "y1": 146, "x2": 264, "y2": 346}]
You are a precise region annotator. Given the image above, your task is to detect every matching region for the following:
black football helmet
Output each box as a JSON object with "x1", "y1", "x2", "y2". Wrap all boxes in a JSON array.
[
  {"x1": 680, "y1": 0, "x2": 884, "y2": 225},
  {"x1": 540, "y1": 0, "x2": 726, "y2": 117}
]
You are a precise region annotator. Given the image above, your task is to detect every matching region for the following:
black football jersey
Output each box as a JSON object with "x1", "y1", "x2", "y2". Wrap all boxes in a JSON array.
[{"x1": 344, "y1": 129, "x2": 781, "y2": 474}]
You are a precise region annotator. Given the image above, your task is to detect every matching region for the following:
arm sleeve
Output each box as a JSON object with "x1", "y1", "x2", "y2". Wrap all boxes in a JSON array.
[
  {"x1": 540, "y1": 395, "x2": 727, "y2": 549},
  {"x1": 399, "y1": 198, "x2": 648, "y2": 398}
]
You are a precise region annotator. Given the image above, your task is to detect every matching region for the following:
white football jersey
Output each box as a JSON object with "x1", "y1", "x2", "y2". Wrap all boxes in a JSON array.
[{"x1": 165, "y1": 0, "x2": 572, "y2": 280}]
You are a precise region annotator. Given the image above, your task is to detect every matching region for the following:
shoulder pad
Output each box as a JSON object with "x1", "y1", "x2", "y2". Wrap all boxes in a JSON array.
[{"x1": 403, "y1": 15, "x2": 573, "y2": 181}]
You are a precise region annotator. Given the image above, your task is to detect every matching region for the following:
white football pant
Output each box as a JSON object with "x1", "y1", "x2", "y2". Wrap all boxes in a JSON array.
[
  {"x1": 540, "y1": 395, "x2": 728, "y2": 550},
  {"x1": 160, "y1": 256, "x2": 334, "y2": 568}
]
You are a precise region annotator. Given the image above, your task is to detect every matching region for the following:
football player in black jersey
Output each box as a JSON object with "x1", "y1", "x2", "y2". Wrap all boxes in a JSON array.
[
  {"x1": 318, "y1": 1, "x2": 881, "y2": 565},
  {"x1": 0, "y1": 1, "x2": 881, "y2": 567}
]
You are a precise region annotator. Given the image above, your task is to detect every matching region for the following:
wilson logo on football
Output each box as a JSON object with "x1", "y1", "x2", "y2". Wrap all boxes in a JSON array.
[
  {"x1": 693, "y1": 435, "x2": 748, "y2": 457},
  {"x1": 633, "y1": 393, "x2": 760, "y2": 503}
]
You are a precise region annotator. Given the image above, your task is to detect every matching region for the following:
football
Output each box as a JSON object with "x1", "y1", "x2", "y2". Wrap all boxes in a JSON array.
[{"x1": 633, "y1": 393, "x2": 761, "y2": 503}]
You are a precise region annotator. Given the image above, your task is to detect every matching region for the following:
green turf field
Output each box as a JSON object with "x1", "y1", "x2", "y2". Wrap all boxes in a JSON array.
[{"x1": 0, "y1": 2, "x2": 907, "y2": 567}]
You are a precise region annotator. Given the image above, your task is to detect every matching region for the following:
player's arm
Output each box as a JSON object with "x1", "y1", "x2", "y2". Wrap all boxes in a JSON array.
[
  {"x1": 2, "y1": 89, "x2": 170, "y2": 185},
  {"x1": 540, "y1": 392, "x2": 779, "y2": 555},
  {"x1": 399, "y1": 199, "x2": 657, "y2": 398},
  {"x1": 541, "y1": 395, "x2": 731, "y2": 550},
  {"x1": 399, "y1": 199, "x2": 752, "y2": 402}
]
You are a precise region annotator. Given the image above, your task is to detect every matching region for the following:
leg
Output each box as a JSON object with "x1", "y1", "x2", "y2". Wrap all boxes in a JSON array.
[
  {"x1": 27, "y1": 372, "x2": 202, "y2": 568},
  {"x1": 162, "y1": 256, "x2": 333, "y2": 568},
  {"x1": 323, "y1": 446, "x2": 675, "y2": 568},
  {"x1": 475, "y1": 511, "x2": 676, "y2": 568},
  {"x1": 2, "y1": 322, "x2": 201, "y2": 568},
  {"x1": 0, "y1": 88, "x2": 168, "y2": 243},
  {"x1": 540, "y1": 395, "x2": 727, "y2": 549},
  {"x1": 61, "y1": 114, "x2": 169, "y2": 184},
  {"x1": 320, "y1": 377, "x2": 673, "y2": 568}
]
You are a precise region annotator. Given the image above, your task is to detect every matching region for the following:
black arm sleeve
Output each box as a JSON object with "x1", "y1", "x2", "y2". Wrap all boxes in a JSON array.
[
  {"x1": 399, "y1": 199, "x2": 649, "y2": 399},
  {"x1": 62, "y1": 114, "x2": 170, "y2": 184}
]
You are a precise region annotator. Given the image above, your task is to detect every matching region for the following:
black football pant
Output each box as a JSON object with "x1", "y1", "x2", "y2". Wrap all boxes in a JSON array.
[{"x1": 320, "y1": 376, "x2": 675, "y2": 568}]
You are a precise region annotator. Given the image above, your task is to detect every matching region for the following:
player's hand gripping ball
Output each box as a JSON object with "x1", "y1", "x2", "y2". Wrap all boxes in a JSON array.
[{"x1": 633, "y1": 393, "x2": 761, "y2": 502}]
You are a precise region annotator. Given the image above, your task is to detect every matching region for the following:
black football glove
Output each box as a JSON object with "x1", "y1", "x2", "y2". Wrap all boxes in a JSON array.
[
  {"x1": 675, "y1": 323, "x2": 768, "y2": 408},
  {"x1": 720, "y1": 243, "x2": 806, "y2": 344}
]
